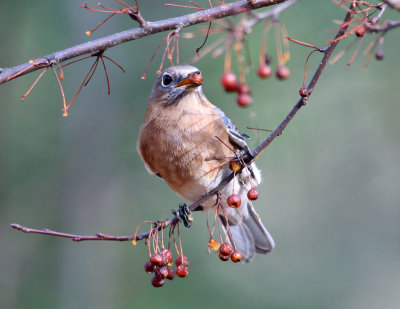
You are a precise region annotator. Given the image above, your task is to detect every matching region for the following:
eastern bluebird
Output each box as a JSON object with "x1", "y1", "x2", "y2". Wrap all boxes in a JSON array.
[{"x1": 138, "y1": 65, "x2": 274, "y2": 262}]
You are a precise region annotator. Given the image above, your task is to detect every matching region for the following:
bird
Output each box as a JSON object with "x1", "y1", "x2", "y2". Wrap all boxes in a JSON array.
[{"x1": 137, "y1": 65, "x2": 274, "y2": 262}]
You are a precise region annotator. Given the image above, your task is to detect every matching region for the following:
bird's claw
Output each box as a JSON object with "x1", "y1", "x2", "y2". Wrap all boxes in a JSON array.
[
  {"x1": 235, "y1": 150, "x2": 255, "y2": 176},
  {"x1": 172, "y1": 203, "x2": 193, "y2": 228}
]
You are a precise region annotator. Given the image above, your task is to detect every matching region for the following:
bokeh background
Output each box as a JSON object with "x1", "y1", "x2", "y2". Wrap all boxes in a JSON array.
[{"x1": 1, "y1": 1, "x2": 399, "y2": 308}]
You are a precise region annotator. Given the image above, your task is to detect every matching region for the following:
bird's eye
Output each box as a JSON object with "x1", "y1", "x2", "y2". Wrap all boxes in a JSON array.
[{"x1": 161, "y1": 74, "x2": 173, "y2": 87}]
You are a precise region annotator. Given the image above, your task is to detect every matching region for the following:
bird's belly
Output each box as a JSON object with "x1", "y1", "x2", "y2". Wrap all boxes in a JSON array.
[
  {"x1": 149, "y1": 141, "x2": 230, "y2": 204},
  {"x1": 139, "y1": 104, "x2": 234, "y2": 205},
  {"x1": 171, "y1": 166, "x2": 227, "y2": 203}
]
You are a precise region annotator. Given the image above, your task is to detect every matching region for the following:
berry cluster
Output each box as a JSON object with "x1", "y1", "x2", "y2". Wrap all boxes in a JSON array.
[
  {"x1": 145, "y1": 249, "x2": 190, "y2": 287},
  {"x1": 220, "y1": 72, "x2": 252, "y2": 107},
  {"x1": 205, "y1": 158, "x2": 260, "y2": 264},
  {"x1": 219, "y1": 242, "x2": 242, "y2": 262},
  {"x1": 220, "y1": 52, "x2": 290, "y2": 108},
  {"x1": 208, "y1": 238, "x2": 242, "y2": 263},
  {"x1": 215, "y1": 18, "x2": 291, "y2": 108},
  {"x1": 139, "y1": 158, "x2": 261, "y2": 287}
]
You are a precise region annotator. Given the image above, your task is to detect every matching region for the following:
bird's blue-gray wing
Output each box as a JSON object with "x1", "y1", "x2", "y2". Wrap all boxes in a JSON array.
[{"x1": 215, "y1": 107, "x2": 251, "y2": 153}]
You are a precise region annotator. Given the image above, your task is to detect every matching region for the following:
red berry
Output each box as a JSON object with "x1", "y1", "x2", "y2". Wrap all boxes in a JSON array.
[
  {"x1": 151, "y1": 275, "x2": 165, "y2": 287},
  {"x1": 156, "y1": 266, "x2": 168, "y2": 279},
  {"x1": 176, "y1": 264, "x2": 189, "y2": 278},
  {"x1": 237, "y1": 93, "x2": 252, "y2": 107},
  {"x1": 257, "y1": 65, "x2": 272, "y2": 79},
  {"x1": 220, "y1": 72, "x2": 238, "y2": 92},
  {"x1": 150, "y1": 254, "x2": 164, "y2": 266},
  {"x1": 375, "y1": 50, "x2": 384, "y2": 60},
  {"x1": 247, "y1": 188, "x2": 259, "y2": 201},
  {"x1": 219, "y1": 243, "x2": 233, "y2": 256},
  {"x1": 231, "y1": 250, "x2": 242, "y2": 263},
  {"x1": 189, "y1": 71, "x2": 203, "y2": 85},
  {"x1": 175, "y1": 255, "x2": 189, "y2": 267},
  {"x1": 299, "y1": 87, "x2": 308, "y2": 97},
  {"x1": 161, "y1": 249, "x2": 173, "y2": 265},
  {"x1": 166, "y1": 267, "x2": 175, "y2": 280},
  {"x1": 276, "y1": 65, "x2": 290, "y2": 80},
  {"x1": 144, "y1": 260, "x2": 156, "y2": 273},
  {"x1": 236, "y1": 84, "x2": 250, "y2": 95},
  {"x1": 227, "y1": 194, "x2": 241, "y2": 208},
  {"x1": 355, "y1": 25, "x2": 366, "y2": 37},
  {"x1": 219, "y1": 253, "x2": 230, "y2": 261},
  {"x1": 160, "y1": 253, "x2": 170, "y2": 266}
]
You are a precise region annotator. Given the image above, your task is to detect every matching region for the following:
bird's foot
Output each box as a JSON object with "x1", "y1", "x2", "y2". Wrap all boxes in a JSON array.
[
  {"x1": 172, "y1": 203, "x2": 193, "y2": 228},
  {"x1": 234, "y1": 150, "x2": 255, "y2": 176}
]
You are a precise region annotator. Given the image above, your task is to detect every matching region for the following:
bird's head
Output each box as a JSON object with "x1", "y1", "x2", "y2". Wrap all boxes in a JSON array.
[{"x1": 149, "y1": 65, "x2": 204, "y2": 106}]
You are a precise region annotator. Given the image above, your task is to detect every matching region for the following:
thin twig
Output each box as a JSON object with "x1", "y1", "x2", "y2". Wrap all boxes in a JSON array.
[{"x1": 10, "y1": 172, "x2": 234, "y2": 242}]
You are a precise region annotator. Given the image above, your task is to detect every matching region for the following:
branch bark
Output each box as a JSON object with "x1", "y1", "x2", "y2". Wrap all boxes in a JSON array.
[{"x1": 0, "y1": 0, "x2": 286, "y2": 85}]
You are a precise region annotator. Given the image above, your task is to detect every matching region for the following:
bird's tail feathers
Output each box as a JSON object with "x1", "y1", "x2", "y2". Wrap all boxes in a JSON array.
[{"x1": 220, "y1": 202, "x2": 274, "y2": 263}]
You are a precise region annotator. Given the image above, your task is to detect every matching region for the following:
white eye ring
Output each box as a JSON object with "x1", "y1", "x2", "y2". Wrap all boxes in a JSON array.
[{"x1": 161, "y1": 74, "x2": 173, "y2": 87}]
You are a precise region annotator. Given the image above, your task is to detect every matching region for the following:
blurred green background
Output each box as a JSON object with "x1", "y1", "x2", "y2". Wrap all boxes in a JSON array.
[{"x1": 1, "y1": 1, "x2": 399, "y2": 308}]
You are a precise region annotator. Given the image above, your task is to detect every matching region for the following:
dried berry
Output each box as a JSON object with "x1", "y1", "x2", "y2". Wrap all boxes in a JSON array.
[
  {"x1": 150, "y1": 253, "x2": 164, "y2": 266},
  {"x1": 144, "y1": 260, "x2": 156, "y2": 273},
  {"x1": 166, "y1": 267, "x2": 175, "y2": 280},
  {"x1": 175, "y1": 255, "x2": 189, "y2": 267},
  {"x1": 265, "y1": 54, "x2": 272, "y2": 64},
  {"x1": 227, "y1": 194, "x2": 241, "y2": 208},
  {"x1": 161, "y1": 249, "x2": 173, "y2": 265},
  {"x1": 355, "y1": 25, "x2": 366, "y2": 37},
  {"x1": 257, "y1": 65, "x2": 272, "y2": 79},
  {"x1": 247, "y1": 188, "x2": 259, "y2": 201},
  {"x1": 219, "y1": 253, "x2": 230, "y2": 261},
  {"x1": 236, "y1": 84, "x2": 251, "y2": 95},
  {"x1": 231, "y1": 250, "x2": 242, "y2": 263},
  {"x1": 220, "y1": 72, "x2": 238, "y2": 92},
  {"x1": 189, "y1": 71, "x2": 203, "y2": 85},
  {"x1": 208, "y1": 238, "x2": 220, "y2": 253},
  {"x1": 237, "y1": 93, "x2": 252, "y2": 107},
  {"x1": 219, "y1": 243, "x2": 233, "y2": 256},
  {"x1": 151, "y1": 275, "x2": 165, "y2": 287},
  {"x1": 299, "y1": 87, "x2": 308, "y2": 97},
  {"x1": 156, "y1": 267, "x2": 168, "y2": 279},
  {"x1": 276, "y1": 65, "x2": 290, "y2": 80},
  {"x1": 375, "y1": 50, "x2": 384, "y2": 60},
  {"x1": 176, "y1": 264, "x2": 189, "y2": 278},
  {"x1": 229, "y1": 161, "x2": 242, "y2": 173}
]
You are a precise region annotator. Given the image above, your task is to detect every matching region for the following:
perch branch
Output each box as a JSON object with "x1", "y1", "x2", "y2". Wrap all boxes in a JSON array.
[{"x1": 10, "y1": 173, "x2": 234, "y2": 242}]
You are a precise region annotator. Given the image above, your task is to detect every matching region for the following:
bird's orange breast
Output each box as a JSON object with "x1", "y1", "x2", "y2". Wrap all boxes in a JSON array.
[{"x1": 138, "y1": 92, "x2": 236, "y2": 201}]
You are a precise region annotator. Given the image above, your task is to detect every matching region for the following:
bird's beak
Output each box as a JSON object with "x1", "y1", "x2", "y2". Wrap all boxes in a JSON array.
[{"x1": 175, "y1": 71, "x2": 203, "y2": 88}]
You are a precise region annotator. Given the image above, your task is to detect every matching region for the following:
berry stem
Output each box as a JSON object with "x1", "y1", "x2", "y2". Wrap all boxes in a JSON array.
[
  {"x1": 21, "y1": 68, "x2": 48, "y2": 100},
  {"x1": 220, "y1": 204, "x2": 237, "y2": 250},
  {"x1": 224, "y1": 47, "x2": 232, "y2": 73},
  {"x1": 259, "y1": 22, "x2": 271, "y2": 66}
]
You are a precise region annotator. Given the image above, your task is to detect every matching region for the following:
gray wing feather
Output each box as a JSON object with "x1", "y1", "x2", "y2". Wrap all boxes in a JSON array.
[{"x1": 215, "y1": 107, "x2": 251, "y2": 153}]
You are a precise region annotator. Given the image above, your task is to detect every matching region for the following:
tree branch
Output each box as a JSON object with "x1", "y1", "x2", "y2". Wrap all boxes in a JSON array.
[
  {"x1": 10, "y1": 172, "x2": 234, "y2": 242},
  {"x1": 0, "y1": 0, "x2": 287, "y2": 85}
]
